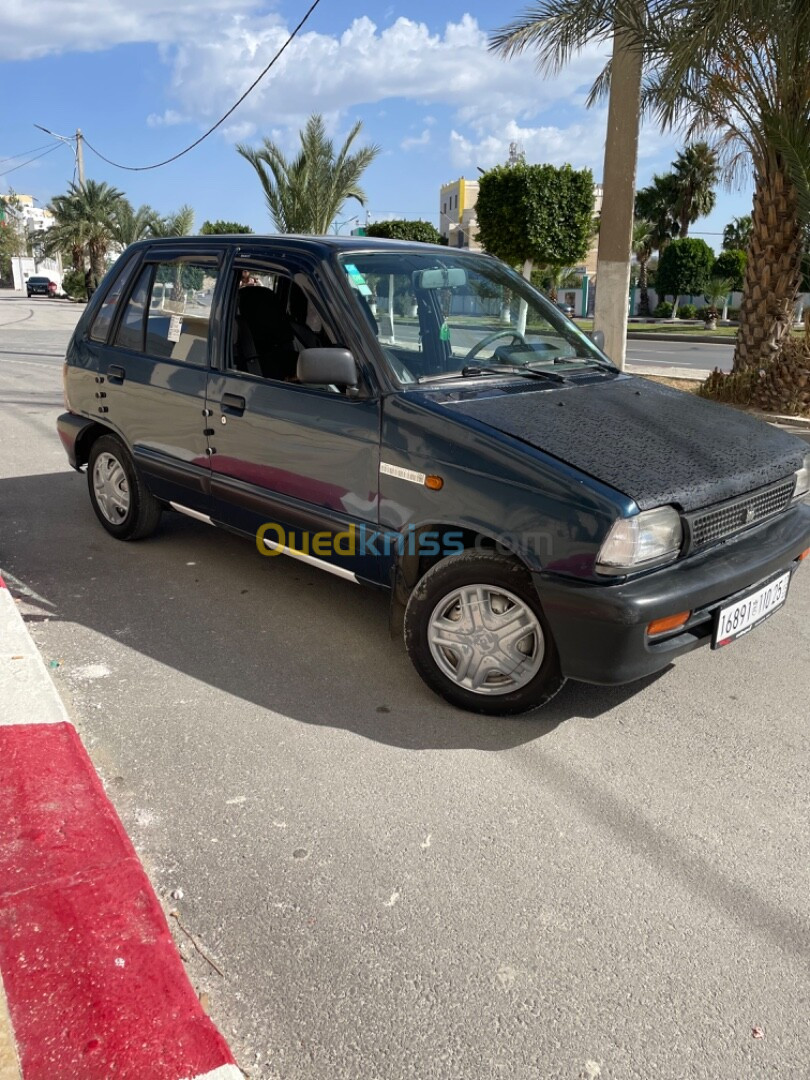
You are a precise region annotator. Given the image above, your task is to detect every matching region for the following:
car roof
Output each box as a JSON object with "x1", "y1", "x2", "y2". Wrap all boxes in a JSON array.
[{"x1": 123, "y1": 235, "x2": 475, "y2": 257}]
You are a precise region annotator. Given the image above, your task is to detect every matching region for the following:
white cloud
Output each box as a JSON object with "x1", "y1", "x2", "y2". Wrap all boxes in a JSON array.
[
  {"x1": 401, "y1": 129, "x2": 432, "y2": 151},
  {"x1": 1, "y1": 0, "x2": 262, "y2": 60},
  {"x1": 157, "y1": 14, "x2": 607, "y2": 135},
  {"x1": 449, "y1": 116, "x2": 610, "y2": 175},
  {"x1": 146, "y1": 109, "x2": 189, "y2": 128}
]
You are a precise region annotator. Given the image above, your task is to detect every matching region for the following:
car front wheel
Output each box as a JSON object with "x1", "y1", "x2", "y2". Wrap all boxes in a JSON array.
[
  {"x1": 87, "y1": 434, "x2": 162, "y2": 540},
  {"x1": 404, "y1": 550, "x2": 565, "y2": 715}
]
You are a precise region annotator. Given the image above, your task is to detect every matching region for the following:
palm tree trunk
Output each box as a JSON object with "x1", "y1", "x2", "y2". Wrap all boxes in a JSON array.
[
  {"x1": 733, "y1": 164, "x2": 803, "y2": 373},
  {"x1": 638, "y1": 258, "x2": 650, "y2": 316}
]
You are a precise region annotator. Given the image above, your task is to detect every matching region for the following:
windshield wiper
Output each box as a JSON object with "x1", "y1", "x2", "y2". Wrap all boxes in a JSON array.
[{"x1": 418, "y1": 364, "x2": 566, "y2": 385}]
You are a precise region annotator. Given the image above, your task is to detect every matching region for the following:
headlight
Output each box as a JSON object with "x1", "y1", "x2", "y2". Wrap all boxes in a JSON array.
[
  {"x1": 794, "y1": 454, "x2": 810, "y2": 501},
  {"x1": 596, "y1": 506, "x2": 683, "y2": 575}
]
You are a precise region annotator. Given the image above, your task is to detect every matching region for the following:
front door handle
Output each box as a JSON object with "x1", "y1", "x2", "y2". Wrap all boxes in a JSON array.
[
  {"x1": 221, "y1": 393, "x2": 246, "y2": 416},
  {"x1": 107, "y1": 365, "x2": 126, "y2": 383}
]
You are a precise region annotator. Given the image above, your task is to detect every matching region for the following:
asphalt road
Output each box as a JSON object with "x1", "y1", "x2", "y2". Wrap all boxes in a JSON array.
[
  {"x1": 1, "y1": 292, "x2": 809, "y2": 1080},
  {"x1": 625, "y1": 338, "x2": 733, "y2": 373}
]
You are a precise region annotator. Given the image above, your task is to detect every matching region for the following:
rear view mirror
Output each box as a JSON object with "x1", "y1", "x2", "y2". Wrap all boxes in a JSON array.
[
  {"x1": 415, "y1": 268, "x2": 467, "y2": 290},
  {"x1": 589, "y1": 329, "x2": 605, "y2": 351},
  {"x1": 297, "y1": 347, "x2": 358, "y2": 387}
]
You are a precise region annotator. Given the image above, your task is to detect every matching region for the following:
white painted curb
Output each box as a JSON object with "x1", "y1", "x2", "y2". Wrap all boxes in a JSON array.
[{"x1": 0, "y1": 578, "x2": 68, "y2": 727}]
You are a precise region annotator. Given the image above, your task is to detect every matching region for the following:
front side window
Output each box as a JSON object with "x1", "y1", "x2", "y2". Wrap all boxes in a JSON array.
[
  {"x1": 142, "y1": 260, "x2": 219, "y2": 365},
  {"x1": 338, "y1": 251, "x2": 611, "y2": 385}
]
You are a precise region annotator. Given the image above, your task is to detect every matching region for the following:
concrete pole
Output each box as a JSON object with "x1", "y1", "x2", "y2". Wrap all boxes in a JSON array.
[
  {"x1": 76, "y1": 129, "x2": 85, "y2": 186},
  {"x1": 592, "y1": 20, "x2": 643, "y2": 370}
]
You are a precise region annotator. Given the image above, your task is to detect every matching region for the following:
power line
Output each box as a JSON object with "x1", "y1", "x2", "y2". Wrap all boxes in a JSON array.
[
  {"x1": 81, "y1": 0, "x2": 323, "y2": 173},
  {"x1": 0, "y1": 143, "x2": 52, "y2": 166},
  {"x1": 0, "y1": 143, "x2": 62, "y2": 179}
]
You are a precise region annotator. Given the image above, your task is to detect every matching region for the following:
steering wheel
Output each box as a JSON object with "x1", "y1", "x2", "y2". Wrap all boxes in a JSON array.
[{"x1": 463, "y1": 329, "x2": 527, "y2": 363}]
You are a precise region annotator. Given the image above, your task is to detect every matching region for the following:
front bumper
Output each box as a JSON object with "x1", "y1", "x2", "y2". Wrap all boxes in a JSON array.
[{"x1": 535, "y1": 502, "x2": 810, "y2": 685}]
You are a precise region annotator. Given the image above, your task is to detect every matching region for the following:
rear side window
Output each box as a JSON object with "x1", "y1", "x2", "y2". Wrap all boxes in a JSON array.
[
  {"x1": 88, "y1": 257, "x2": 138, "y2": 343},
  {"x1": 113, "y1": 266, "x2": 153, "y2": 352},
  {"x1": 144, "y1": 261, "x2": 219, "y2": 366}
]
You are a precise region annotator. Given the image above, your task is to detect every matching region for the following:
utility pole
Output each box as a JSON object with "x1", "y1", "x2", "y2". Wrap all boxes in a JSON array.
[
  {"x1": 76, "y1": 129, "x2": 85, "y2": 186},
  {"x1": 592, "y1": 17, "x2": 643, "y2": 371}
]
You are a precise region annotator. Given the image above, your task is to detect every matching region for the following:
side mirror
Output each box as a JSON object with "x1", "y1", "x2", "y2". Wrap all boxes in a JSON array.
[
  {"x1": 297, "y1": 348, "x2": 359, "y2": 387},
  {"x1": 589, "y1": 329, "x2": 605, "y2": 351}
]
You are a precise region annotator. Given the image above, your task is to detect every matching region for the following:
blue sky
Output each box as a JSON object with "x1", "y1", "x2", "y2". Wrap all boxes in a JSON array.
[{"x1": 2, "y1": 0, "x2": 752, "y2": 251}]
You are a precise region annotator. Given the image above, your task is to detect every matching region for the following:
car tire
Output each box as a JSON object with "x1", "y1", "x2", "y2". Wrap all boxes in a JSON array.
[
  {"x1": 404, "y1": 549, "x2": 565, "y2": 715},
  {"x1": 87, "y1": 434, "x2": 162, "y2": 541}
]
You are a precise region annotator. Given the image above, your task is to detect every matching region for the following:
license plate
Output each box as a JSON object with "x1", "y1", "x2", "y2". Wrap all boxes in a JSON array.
[{"x1": 713, "y1": 571, "x2": 791, "y2": 648}]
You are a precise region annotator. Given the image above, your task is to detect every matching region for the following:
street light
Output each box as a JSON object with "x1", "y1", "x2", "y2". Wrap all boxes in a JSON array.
[
  {"x1": 34, "y1": 124, "x2": 84, "y2": 184},
  {"x1": 333, "y1": 215, "x2": 359, "y2": 235}
]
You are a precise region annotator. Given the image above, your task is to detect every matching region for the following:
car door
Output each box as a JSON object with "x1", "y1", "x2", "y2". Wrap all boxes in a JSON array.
[
  {"x1": 101, "y1": 247, "x2": 226, "y2": 515},
  {"x1": 205, "y1": 250, "x2": 383, "y2": 583}
]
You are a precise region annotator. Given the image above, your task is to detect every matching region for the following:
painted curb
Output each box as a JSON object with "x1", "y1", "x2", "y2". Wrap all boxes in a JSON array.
[{"x1": 0, "y1": 576, "x2": 240, "y2": 1080}]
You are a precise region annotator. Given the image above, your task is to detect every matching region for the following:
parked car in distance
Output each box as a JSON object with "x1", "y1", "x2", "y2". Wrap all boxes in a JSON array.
[
  {"x1": 56, "y1": 237, "x2": 810, "y2": 715},
  {"x1": 26, "y1": 276, "x2": 56, "y2": 298},
  {"x1": 556, "y1": 300, "x2": 576, "y2": 318}
]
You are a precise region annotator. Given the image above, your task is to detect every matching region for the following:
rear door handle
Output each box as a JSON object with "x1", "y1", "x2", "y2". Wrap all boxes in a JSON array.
[
  {"x1": 107, "y1": 365, "x2": 126, "y2": 383},
  {"x1": 221, "y1": 393, "x2": 246, "y2": 416}
]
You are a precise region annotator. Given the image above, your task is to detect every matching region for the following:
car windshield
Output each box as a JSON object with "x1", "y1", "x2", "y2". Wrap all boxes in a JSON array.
[{"x1": 338, "y1": 251, "x2": 611, "y2": 385}]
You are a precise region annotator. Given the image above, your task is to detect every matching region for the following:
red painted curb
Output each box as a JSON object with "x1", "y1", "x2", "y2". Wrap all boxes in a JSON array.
[{"x1": 0, "y1": 723, "x2": 236, "y2": 1079}]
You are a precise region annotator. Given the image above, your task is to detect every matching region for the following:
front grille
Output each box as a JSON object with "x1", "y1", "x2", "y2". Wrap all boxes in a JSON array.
[{"x1": 686, "y1": 478, "x2": 796, "y2": 551}]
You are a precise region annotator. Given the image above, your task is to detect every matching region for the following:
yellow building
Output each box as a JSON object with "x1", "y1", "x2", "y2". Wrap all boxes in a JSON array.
[{"x1": 439, "y1": 178, "x2": 481, "y2": 250}]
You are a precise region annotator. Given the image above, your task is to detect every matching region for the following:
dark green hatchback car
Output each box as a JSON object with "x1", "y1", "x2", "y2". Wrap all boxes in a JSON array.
[{"x1": 57, "y1": 236, "x2": 810, "y2": 714}]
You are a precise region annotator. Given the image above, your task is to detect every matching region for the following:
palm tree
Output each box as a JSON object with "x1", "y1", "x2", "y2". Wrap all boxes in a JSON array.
[
  {"x1": 152, "y1": 205, "x2": 195, "y2": 239},
  {"x1": 490, "y1": 2, "x2": 651, "y2": 369},
  {"x1": 44, "y1": 191, "x2": 88, "y2": 273},
  {"x1": 671, "y1": 141, "x2": 719, "y2": 237},
  {"x1": 67, "y1": 180, "x2": 124, "y2": 282},
  {"x1": 632, "y1": 218, "x2": 655, "y2": 315},
  {"x1": 645, "y1": 0, "x2": 810, "y2": 372},
  {"x1": 634, "y1": 173, "x2": 680, "y2": 258},
  {"x1": 722, "y1": 215, "x2": 753, "y2": 251},
  {"x1": 237, "y1": 114, "x2": 380, "y2": 234},
  {"x1": 110, "y1": 200, "x2": 160, "y2": 249},
  {"x1": 702, "y1": 277, "x2": 735, "y2": 328}
]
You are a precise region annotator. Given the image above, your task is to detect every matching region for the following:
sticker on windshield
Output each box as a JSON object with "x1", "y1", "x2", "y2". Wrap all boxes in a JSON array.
[{"x1": 344, "y1": 262, "x2": 372, "y2": 298}]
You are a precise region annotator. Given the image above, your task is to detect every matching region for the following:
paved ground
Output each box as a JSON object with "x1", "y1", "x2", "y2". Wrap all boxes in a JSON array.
[
  {"x1": 1, "y1": 291, "x2": 809, "y2": 1080},
  {"x1": 625, "y1": 339, "x2": 733, "y2": 373}
]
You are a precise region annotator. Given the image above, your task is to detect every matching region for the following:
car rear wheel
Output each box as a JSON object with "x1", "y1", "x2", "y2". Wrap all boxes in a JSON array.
[
  {"x1": 404, "y1": 550, "x2": 565, "y2": 715},
  {"x1": 87, "y1": 435, "x2": 162, "y2": 540}
]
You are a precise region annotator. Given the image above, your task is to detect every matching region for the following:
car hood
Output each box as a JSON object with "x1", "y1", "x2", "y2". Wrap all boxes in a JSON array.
[{"x1": 435, "y1": 377, "x2": 806, "y2": 512}]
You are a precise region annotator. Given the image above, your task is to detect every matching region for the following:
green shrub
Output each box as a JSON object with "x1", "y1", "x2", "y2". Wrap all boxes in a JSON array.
[
  {"x1": 727, "y1": 307, "x2": 740, "y2": 320},
  {"x1": 61, "y1": 269, "x2": 86, "y2": 300},
  {"x1": 653, "y1": 301, "x2": 674, "y2": 318},
  {"x1": 677, "y1": 303, "x2": 698, "y2": 319}
]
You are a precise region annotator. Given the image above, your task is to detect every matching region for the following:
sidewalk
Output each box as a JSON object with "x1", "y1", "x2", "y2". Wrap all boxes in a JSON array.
[{"x1": 0, "y1": 575, "x2": 241, "y2": 1080}]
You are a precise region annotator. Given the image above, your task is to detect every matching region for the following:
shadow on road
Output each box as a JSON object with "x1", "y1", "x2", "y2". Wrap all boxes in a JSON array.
[{"x1": 0, "y1": 470, "x2": 666, "y2": 753}]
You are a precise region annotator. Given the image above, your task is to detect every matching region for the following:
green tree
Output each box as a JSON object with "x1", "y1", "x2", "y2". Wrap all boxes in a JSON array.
[
  {"x1": 655, "y1": 236, "x2": 714, "y2": 312},
  {"x1": 46, "y1": 180, "x2": 123, "y2": 282},
  {"x1": 476, "y1": 162, "x2": 594, "y2": 273},
  {"x1": 0, "y1": 196, "x2": 27, "y2": 283},
  {"x1": 671, "y1": 141, "x2": 719, "y2": 237},
  {"x1": 632, "y1": 218, "x2": 655, "y2": 315},
  {"x1": 200, "y1": 220, "x2": 254, "y2": 234},
  {"x1": 366, "y1": 219, "x2": 442, "y2": 244},
  {"x1": 645, "y1": 0, "x2": 810, "y2": 371},
  {"x1": 44, "y1": 191, "x2": 88, "y2": 273},
  {"x1": 237, "y1": 114, "x2": 380, "y2": 234},
  {"x1": 722, "y1": 215, "x2": 752, "y2": 251},
  {"x1": 634, "y1": 173, "x2": 680, "y2": 258},
  {"x1": 703, "y1": 276, "x2": 735, "y2": 325},
  {"x1": 153, "y1": 205, "x2": 195, "y2": 239},
  {"x1": 711, "y1": 249, "x2": 747, "y2": 291},
  {"x1": 111, "y1": 200, "x2": 160, "y2": 249}
]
